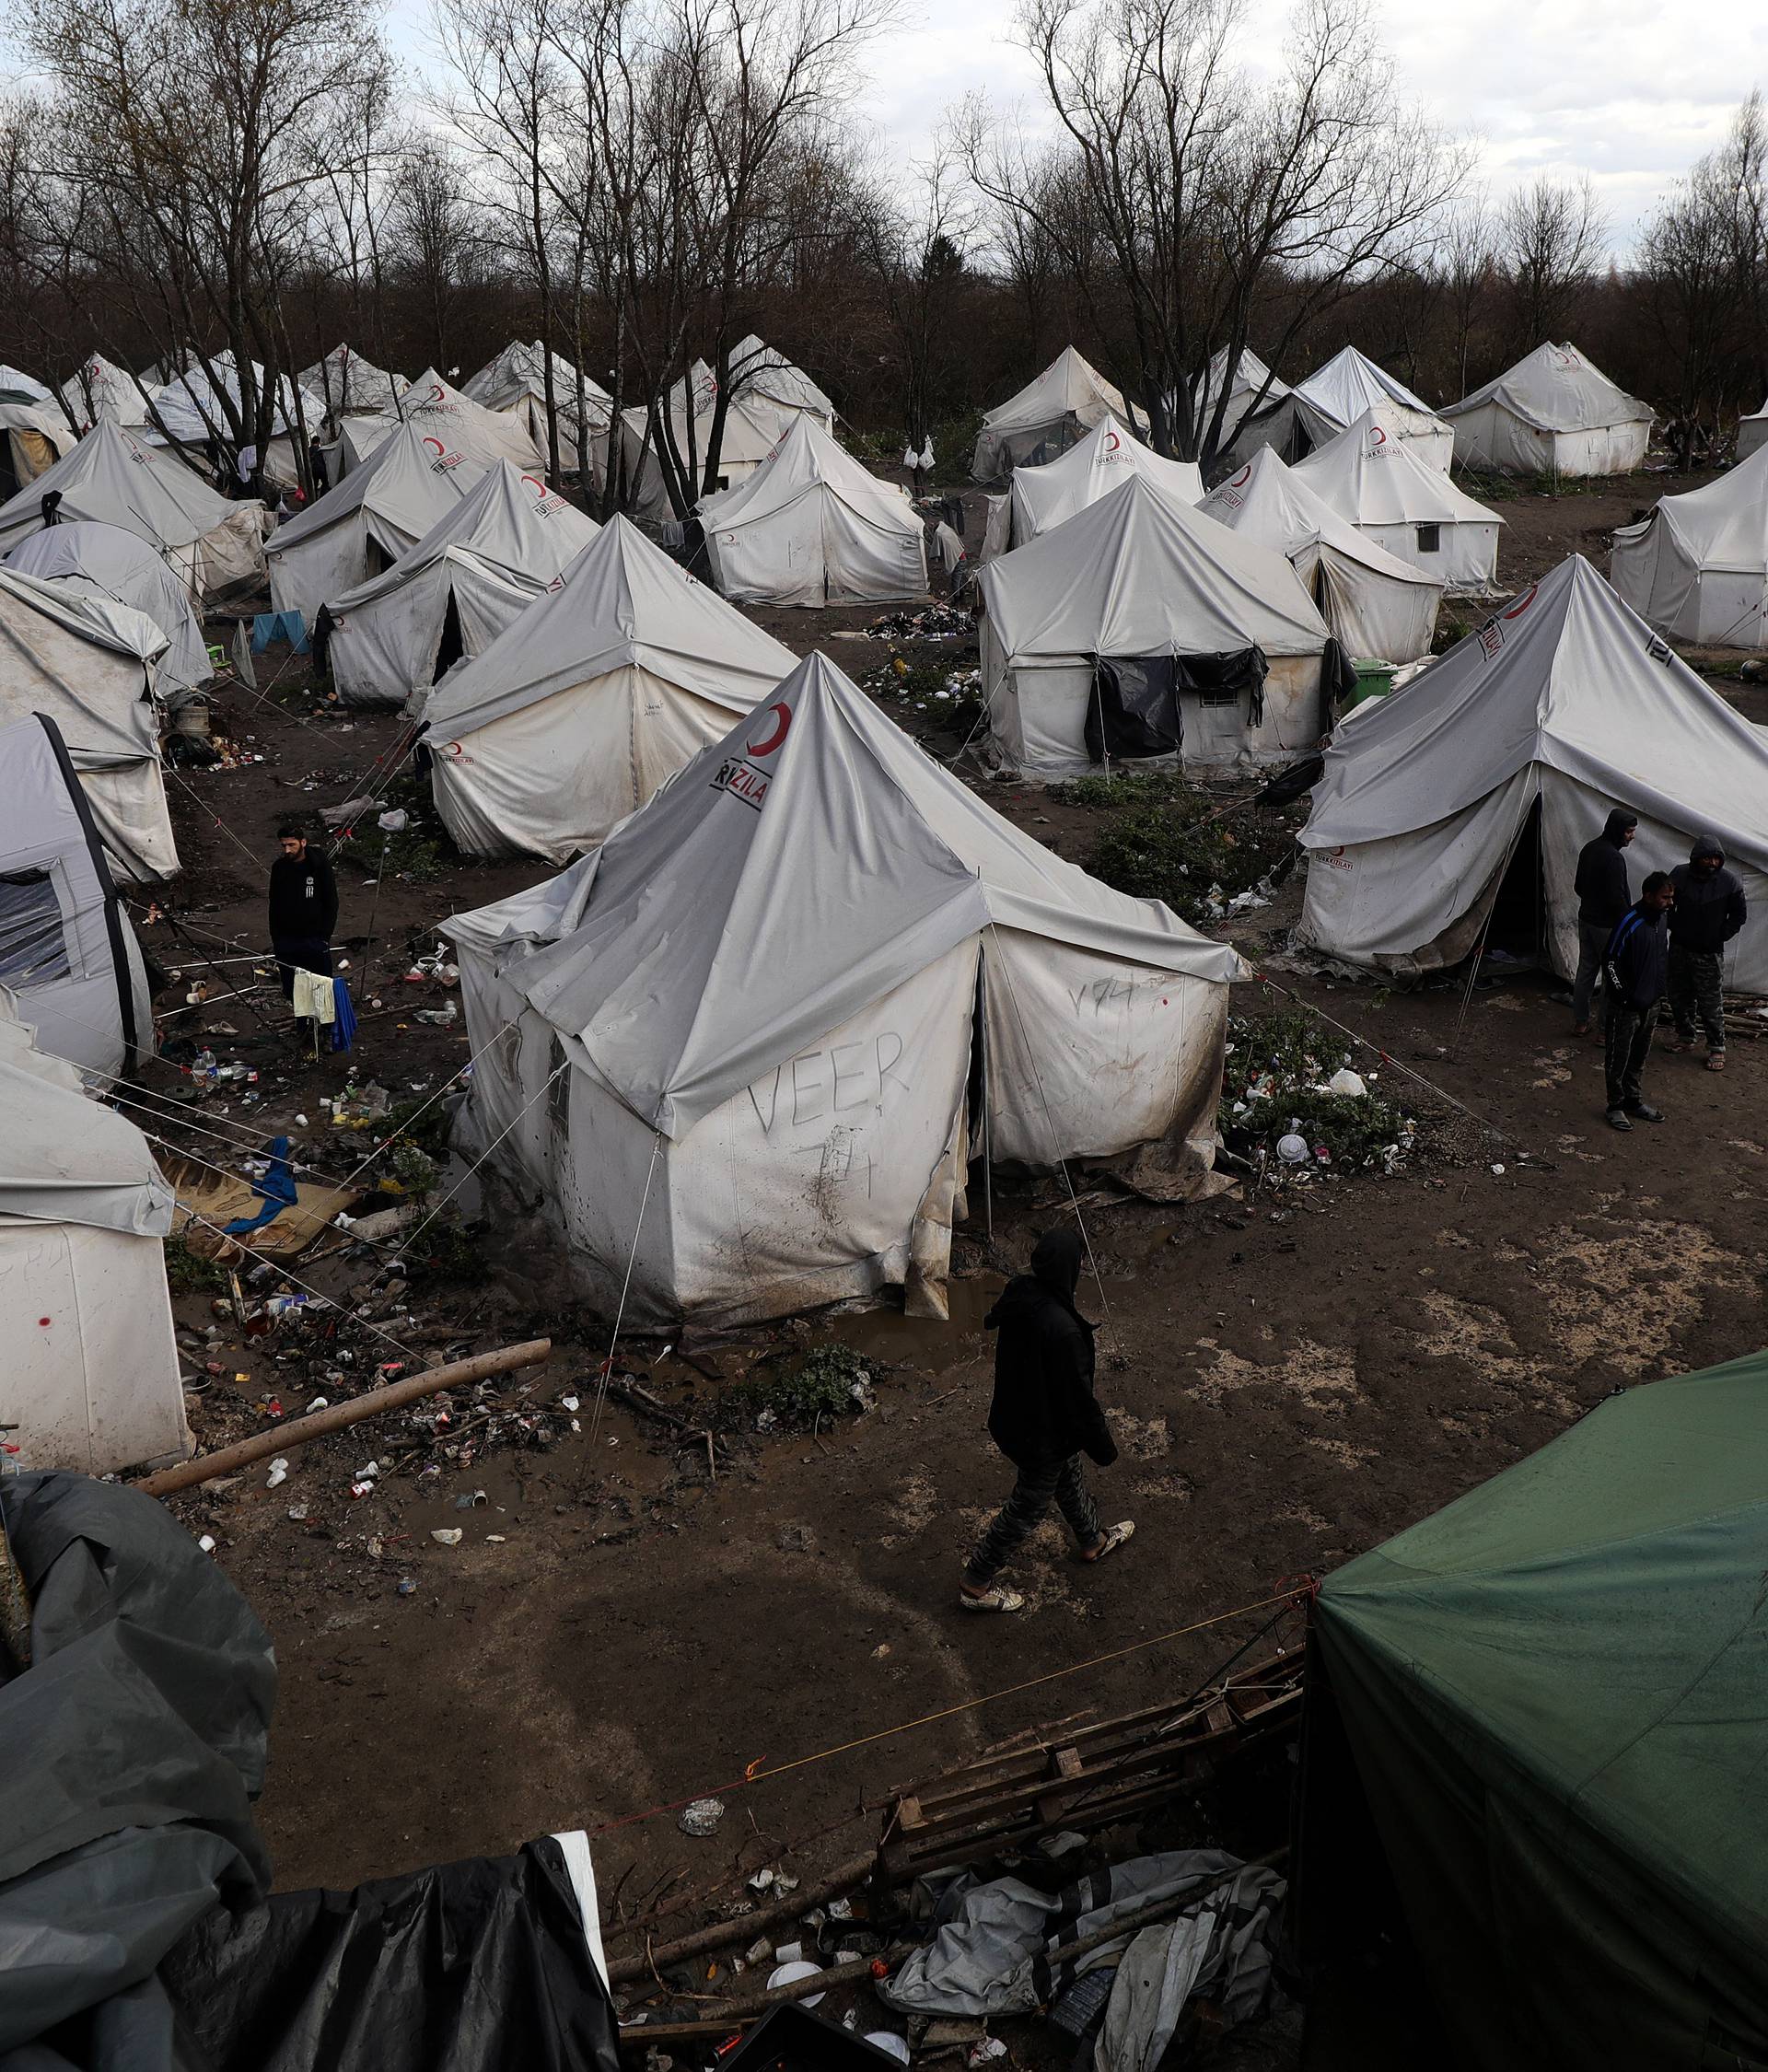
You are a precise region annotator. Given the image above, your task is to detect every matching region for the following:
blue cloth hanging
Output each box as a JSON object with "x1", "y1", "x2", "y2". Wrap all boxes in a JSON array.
[
  {"x1": 222, "y1": 1135, "x2": 300, "y2": 1234},
  {"x1": 330, "y1": 975, "x2": 356, "y2": 1053},
  {"x1": 251, "y1": 610, "x2": 308, "y2": 655}
]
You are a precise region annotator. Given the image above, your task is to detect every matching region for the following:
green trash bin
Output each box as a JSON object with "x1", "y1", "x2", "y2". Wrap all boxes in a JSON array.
[{"x1": 1344, "y1": 659, "x2": 1397, "y2": 710}]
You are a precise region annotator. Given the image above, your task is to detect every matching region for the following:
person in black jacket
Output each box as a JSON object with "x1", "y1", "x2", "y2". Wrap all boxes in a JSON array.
[
  {"x1": 1570, "y1": 809, "x2": 1636, "y2": 1035},
  {"x1": 268, "y1": 822, "x2": 339, "y2": 1011},
  {"x1": 1666, "y1": 834, "x2": 1747, "y2": 1071},
  {"x1": 959, "y1": 1228, "x2": 1134, "y2": 1613},
  {"x1": 1602, "y1": 873, "x2": 1674, "y2": 1130}
]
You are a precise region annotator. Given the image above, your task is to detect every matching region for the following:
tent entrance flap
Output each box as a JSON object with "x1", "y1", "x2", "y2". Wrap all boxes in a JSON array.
[
  {"x1": 435, "y1": 588, "x2": 465, "y2": 681},
  {"x1": 1485, "y1": 795, "x2": 1546, "y2": 962}
]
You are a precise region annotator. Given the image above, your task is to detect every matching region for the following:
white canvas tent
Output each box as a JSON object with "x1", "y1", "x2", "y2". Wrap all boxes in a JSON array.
[
  {"x1": 972, "y1": 347, "x2": 1136, "y2": 481},
  {"x1": 1191, "y1": 348, "x2": 1289, "y2": 452},
  {"x1": 1295, "y1": 407, "x2": 1503, "y2": 590},
  {"x1": 1611, "y1": 439, "x2": 1768, "y2": 647},
  {"x1": 443, "y1": 650, "x2": 1244, "y2": 1328},
  {"x1": 0, "y1": 422, "x2": 269, "y2": 598},
  {"x1": 464, "y1": 342, "x2": 612, "y2": 475},
  {"x1": 265, "y1": 421, "x2": 487, "y2": 628},
  {"x1": 1297, "y1": 554, "x2": 1768, "y2": 986},
  {"x1": 981, "y1": 414, "x2": 1203, "y2": 560},
  {"x1": 978, "y1": 471, "x2": 1334, "y2": 776},
  {"x1": 299, "y1": 343, "x2": 409, "y2": 423},
  {"x1": 0, "y1": 567, "x2": 175, "y2": 880},
  {"x1": 619, "y1": 361, "x2": 791, "y2": 520},
  {"x1": 1442, "y1": 343, "x2": 1653, "y2": 476},
  {"x1": 728, "y1": 335, "x2": 836, "y2": 429},
  {"x1": 696, "y1": 416, "x2": 925, "y2": 607},
  {"x1": 1739, "y1": 401, "x2": 1768, "y2": 464},
  {"x1": 0, "y1": 365, "x2": 51, "y2": 403},
  {"x1": 59, "y1": 355, "x2": 156, "y2": 431},
  {"x1": 0, "y1": 402, "x2": 76, "y2": 497},
  {"x1": 1199, "y1": 448, "x2": 1443, "y2": 662},
  {"x1": 0, "y1": 713, "x2": 155, "y2": 1078},
  {"x1": 0, "y1": 994, "x2": 188, "y2": 1476},
  {"x1": 398, "y1": 368, "x2": 548, "y2": 473},
  {"x1": 1226, "y1": 346, "x2": 1454, "y2": 471},
  {"x1": 7, "y1": 522, "x2": 212, "y2": 700},
  {"x1": 421, "y1": 514, "x2": 797, "y2": 860},
  {"x1": 326, "y1": 460, "x2": 600, "y2": 709},
  {"x1": 149, "y1": 352, "x2": 326, "y2": 487}
]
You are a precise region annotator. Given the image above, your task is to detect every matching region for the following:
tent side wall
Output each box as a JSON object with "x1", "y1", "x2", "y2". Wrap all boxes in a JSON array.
[
  {"x1": 1357, "y1": 518, "x2": 1499, "y2": 590},
  {"x1": 972, "y1": 413, "x2": 1082, "y2": 483},
  {"x1": 1313, "y1": 547, "x2": 1440, "y2": 662},
  {"x1": 329, "y1": 559, "x2": 535, "y2": 710},
  {"x1": 1547, "y1": 422, "x2": 1651, "y2": 476},
  {"x1": 1442, "y1": 402, "x2": 1549, "y2": 474}
]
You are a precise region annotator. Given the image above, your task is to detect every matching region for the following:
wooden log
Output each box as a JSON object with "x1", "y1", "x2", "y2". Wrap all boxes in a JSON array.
[{"x1": 607, "y1": 1852, "x2": 875, "y2": 1985}]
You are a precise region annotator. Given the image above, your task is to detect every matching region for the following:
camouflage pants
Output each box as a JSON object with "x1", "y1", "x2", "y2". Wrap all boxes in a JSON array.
[
  {"x1": 964, "y1": 1455, "x2": 1100, "y2": 1586},
  {"x1": 1669, "y1": 945, "x2": 1725, "y2": 1051}
]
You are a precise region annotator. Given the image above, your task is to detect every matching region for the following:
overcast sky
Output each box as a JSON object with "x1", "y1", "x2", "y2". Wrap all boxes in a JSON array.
[{"x1": 852, "y1": 0, "x2": 1768, "y2": 251}]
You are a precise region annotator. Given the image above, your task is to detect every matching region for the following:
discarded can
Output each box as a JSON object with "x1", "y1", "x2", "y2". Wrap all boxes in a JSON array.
[{"x1": 678, "y1": 1797, "x2": 725, "y2": 1837}]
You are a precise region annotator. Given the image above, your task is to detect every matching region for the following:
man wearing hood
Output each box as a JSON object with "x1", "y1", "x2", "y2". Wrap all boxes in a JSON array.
[
  {"x1": 1571, "y1": 809, "x2": 1637, "y2": 1035},
  {"x1": 959, "y1": 1228, "x2": 1134, "y2": 1614},
  {"x1": 1666, "y1": 834, "x2": 1747, "y2": 1070}
]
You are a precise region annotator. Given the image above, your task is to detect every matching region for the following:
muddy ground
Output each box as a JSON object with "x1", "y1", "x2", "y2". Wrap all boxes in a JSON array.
[{"x1": 131, "y1": 461, "x2": 1768, "y2": 2059}]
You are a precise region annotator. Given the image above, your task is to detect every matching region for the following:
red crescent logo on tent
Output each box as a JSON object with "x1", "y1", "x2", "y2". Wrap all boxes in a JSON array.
[
  {"x1": 1503, "y1": 584, "x2": 1538, "y2": 620},
  {"x1": 1104, "y1": 429, "x2": 1120, "y2": 451},
  {"x1": 1229, "y1": 464, "x2": 1251, "y2": 487},
  {"x1": 428, "y1": 383, "x2": 446, "y2": 402},
  {"x1": 747, "y1": 703, "x2": 792, "y2": 756},
  {"x1": 423, "y1": 437, "x2": 447, "y2": 457},
  {"x1": 521, "y1": 473, "x2": 548, "y2": 495},
  {"x1": 1369, "y1": 425, "x2": 1387, "y2": 448}
]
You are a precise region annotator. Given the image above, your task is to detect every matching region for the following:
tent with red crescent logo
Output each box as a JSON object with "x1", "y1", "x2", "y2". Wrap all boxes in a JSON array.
[
  {"x1": 419, "y1": 513, "x2": 796, "y2": 860},
  {"x1": 265, "y1": 420, "x2": 488, "y2": 627},
  {"x1": 695, "y1": 415, "x2": 927, "y2": 608},
  {"x1": 1611, "y1": 436, "x2": 1768, "y2": 648},
  {"x1": 971, "y1": 347, "x2": 1140, "y2": 481},
  {"x1": 980, "y1": 413, "x2": 1203, "y2": 560},
  {"x1": 393, "y1": 368, "x2": 547, "y2": 475},
  {"x1": 0, "y1": 421, "x2": 269, "y2": 599},
  {"x1": 322, "y1": 460, "x2": 599, "y2": 709},
  {"x1": 57, "y1": 354, "x2": 157, "y2": 433},
  {"x1": 1441, "y1": 342, "x2": 1652, "y2": 476},
  {"x1": 1294, "y1": 407, "x2": 1504, "y2": 591},
  {"x1": 617, "y1": 359, "x2": 797, "y2": 521},
  {"x1": 443, "y1": 648, "x2": 1244, "y2": 1327},
  {"x1": 1223, "y1": 345, "x2": 1455, "y2": 472},
  {"x1": 464, "y1": 341, "x2": 613, "y2": 479},
  {"x1": 1297, "y1": 554, "x2": 1768, "y2": 988},
  {"x1": 1198, "y1": 448, "x2": 1444, "y2": 662}
]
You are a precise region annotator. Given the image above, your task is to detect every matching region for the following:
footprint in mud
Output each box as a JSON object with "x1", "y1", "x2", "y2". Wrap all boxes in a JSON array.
[{"x1": 1105, "y1": 1407, "x2": 1170, "y2": 1459}]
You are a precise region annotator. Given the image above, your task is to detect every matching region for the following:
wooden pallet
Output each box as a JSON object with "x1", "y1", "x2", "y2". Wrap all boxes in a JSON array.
[{"x1": 873, "y1": 1649, "x2": 1303, "y2": 1889}]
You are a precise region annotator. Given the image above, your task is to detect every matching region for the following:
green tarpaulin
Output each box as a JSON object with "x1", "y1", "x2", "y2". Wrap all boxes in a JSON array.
[{"x1": 1310, "y1": 1353, "x2": 1768, "y2": 2070}]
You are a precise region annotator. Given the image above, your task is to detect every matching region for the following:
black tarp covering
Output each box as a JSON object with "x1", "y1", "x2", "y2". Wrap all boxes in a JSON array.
[
  {"x1": 1086, "y1": 647, "x2": 1270, "y2": 762},
  {"x1": 1320, "y1": 637, "x2": 1357, "y2": 733}
]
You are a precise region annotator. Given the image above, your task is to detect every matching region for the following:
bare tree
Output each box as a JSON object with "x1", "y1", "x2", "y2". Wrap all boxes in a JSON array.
[
  {"x1": 1437, "y1": 196, "x2": 1495, "y2": 397},
  {"x1": 388, "y1": 135, "x2": 489, "y2": 376},
  {"x1": 1496, "y1": 173, "x2": 1608, "y2": 350},
  {"x1": 855, "y1": 143, "x2": 981, "y2": 450}
]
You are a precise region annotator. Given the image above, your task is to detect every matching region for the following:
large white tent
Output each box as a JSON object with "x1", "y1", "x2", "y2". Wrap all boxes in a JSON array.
[
  {"x1": 1442, "y1": 343, "x2": 1653, "y2": 476},
  {"x1": 1226, "y1": 346, "x2": 1454, "y2": 471},
  {"x1": 443, "y1": 650, "x2": 1244, "y2": 1328},
  {"x1": 1739, "y1": 401, "x2": 1768, "y2": 464},
  {"x1": 0, "y1": 995, "x2": 188, "y2": 1476},
  {"x1": 0, "y1": 422, "x2": 269, "y2": 598},
  {"x1": 0, "y1": 365, "x2": 51, "y2": 403},
  {"x1": 7, "y1": 522, "x2": 213, "y2": 700},
  {"x1": 1610, "y1": 439, "x2": 1768, "y2": 647},
  {"x1": 396, "y1": 369, "x2": 548, "y2": 474},
  {"x1": 696, "y1": 416, "x2": 925, "y2": 607},
  {"x1": 0, "y1": 712, "x2": 155, "y2": 1078},
  {"x1": 1190, "y1": 347, "x2": 1289, "y2": 452},
  {"x1": 971, "y1": 347, "x2": 1136, "y2": 481},
  {"x1": 300, "y1": 343, "x2": 409, "y2": 423},
  {"x1": 326, "y1": 460, "x2": 600, "y2": 708},
  {"x1": 981, "y1": 413, "x2": 1203, "y2": 559},
  {"x1": 1199, "y1": 448, "x2": 1443, "y2": 662},
  {"x1": 0, "y1": 567, "x2": 175, "y2": 880},
  {"x1": 265, "y1": 420, "x2": 487, "y2": 628},
  {"x1": 619, "y1": 361, "x2": 790, "y2": 520},
  {"x1": 149, "y1": 352, "x2": 326, "y2": 486},
  {"x1": 1295, "y1": 407, "x2": 1504, "y2": 590},
  {"x1": 421, "y1": 515, "x2": 797, "y2": 861},
  {"x1": 728, "y1": 335, "x2": 836, "y2": 431},
  {"x1": 0, "y1": 402, "x2": 76, "y2": 498},
  {"x1": 1297, "y1": 555, "x2": 1768, "y2": 986},
  {"x1": 58, "y1": 355, "x2": 156, "y2": 432},
  {"x1": 464, "y1": 341, "x2": 613, "y2": 476},
  {"x1": 978, "y1": 471, "x2": 1334, "y2": 776}
]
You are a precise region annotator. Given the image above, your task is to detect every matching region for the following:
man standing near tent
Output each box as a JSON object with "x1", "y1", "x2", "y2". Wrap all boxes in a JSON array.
[
  {"x1": 268, "y1": 821, "x2": 338, "y2": 1019},
  {"x1": 1571, "y1": 809, "x2": 1636, "y2": 1036},
  {"x1": 959, "y1": 1228, "x2": 1134, "y2": 1613},
  {"x1": 1666, "y1": 834, "x2": 1746, "y2": 1071},
  {"x1": 1602, "y1": 873, "x2": 1674, "y2": 1130}
]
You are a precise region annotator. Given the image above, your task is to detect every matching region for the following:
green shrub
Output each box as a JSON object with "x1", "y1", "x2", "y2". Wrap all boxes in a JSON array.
[
  {"x1": 1082, "y1": 802, "x2": 1289, "y2": 927},
  {"x1": 164, "y1": 1234, "x2": 226, "y2": 1294},
  {"x1": 730, "y1": 1344, "x2": 871, "y2": 1426}
]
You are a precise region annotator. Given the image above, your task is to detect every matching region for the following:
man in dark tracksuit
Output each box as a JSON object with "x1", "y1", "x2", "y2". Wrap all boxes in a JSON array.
[
  {"x1": 268, "y1": 822, "x2": 339, "y2": 1007},
  {"x1": 960, "y1": 1229, "x2": 1134, "y2": 1613},
  {"x1": 1570, "y1": 808, "x2": 1636, "y2": 1034},
  {"x1": 1667, "y1": 834, "x2": 1747, "y2": 1070},
  {"x1": 1603, "y1": 872, "x2": 1674, "y2": 1130}
]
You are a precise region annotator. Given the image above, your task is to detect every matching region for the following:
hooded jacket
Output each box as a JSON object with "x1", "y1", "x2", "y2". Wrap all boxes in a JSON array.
[
  {"x1": 1669, "y1": 835, "x2": 1747, "y2": 955},
  {"x1": 983, "y1": 1229, "x2": 1118, "y2": 1470},
  {"x1": 1573, "y1": 810, "x2": 1636, "y2": 929},
  {"x1": 268, "y1": 845, "x2": 339, "y2": 940},
  {"x1": 1605, "y1": 898, "x2": 1669, "y2": 1010}
]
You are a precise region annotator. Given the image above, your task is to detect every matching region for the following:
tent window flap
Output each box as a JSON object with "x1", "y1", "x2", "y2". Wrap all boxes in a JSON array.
[
  {"x1": 1415, "y1": 522, "x2": 1441, "y2": 553},
  {"x1": 0, "y1": 867, "x2": 71, "y2": 987},
  {"x1": 1087, "y1": 655, "x2": 1181, "y2": 761}
]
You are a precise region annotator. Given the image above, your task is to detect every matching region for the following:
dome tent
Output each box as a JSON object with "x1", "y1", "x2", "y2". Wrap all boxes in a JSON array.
[
  {"x1": 1294, "y1": 406, "x2": 1503, "y2": 590},
  {"x1": 1297, "y1": 555, "x2": 1768, "y2": 986},
  {"x1": 1610, "y1": 437, "x2": 1768, "y2": 647},
  {"x1": 977, "y1": 471, "x2": 1334, "y2": 777},
  {"x1": 0, "y1": 994, "x2": 188, "y2": 1476},
  {"x1": 264, "y1": 420, "x2": 487, "y2": 628},
  {"x1": 325, "y1": 460, "x2": 599, "y2": 709},
  {"x1": 1199, "y1": 448, "x2": 1443, "y2": 663},
  {"x1": 980, "y1": 413, "x2": 1203, "y2": 560},
  {"x1": 696, "y1": 415, "x2": 925, "y2": 608},
  {"x1": 420, "y1": 515, "x2": 796, "y2": 862},
  {"x1": 443, "y1": 651, "x2": 1243, "y2": 1329},
  {"x1": 1441, "y1": 342, "x2": 1652, "y2": 476},
  {"x1": 0, "y1": 421, "x2": 269, "y2": 598},
  {"x1": 1226, "y1": 345, "x2": 1454, "y2": 471},
  {"x1": 971, "y1": 347, "x2": 1137, "y2": 481},
  {"x1": 8, "y1": 521, "x2": 213, "y2": 701}
]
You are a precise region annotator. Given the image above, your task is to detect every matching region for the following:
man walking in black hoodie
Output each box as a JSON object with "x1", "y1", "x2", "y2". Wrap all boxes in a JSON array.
[
  {"x1": 1571, "y1": 809, "x2": 1636, "y2": 1035},
  {"x1": 1666, "y1": 834, "x2": 1747, "y2": 1071},
  {"x1": 959, "y1": 1228, "x2": 1134, "y2": 1613},
  {"x1": 268, "y1": 821, "x2": 339, "y2": 1012},
  {"x1": 1603, "y1": 873, "x2": 1674, "y2": 1130}
]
